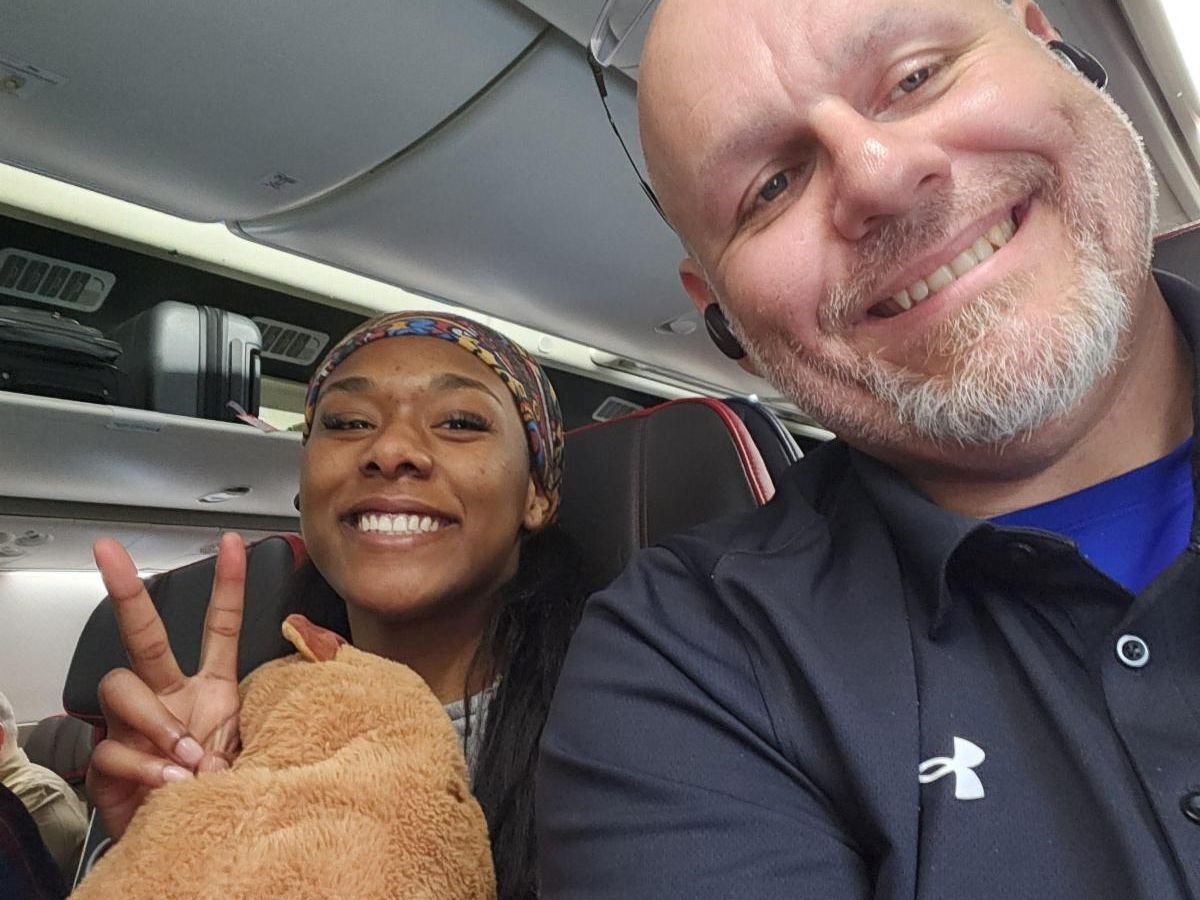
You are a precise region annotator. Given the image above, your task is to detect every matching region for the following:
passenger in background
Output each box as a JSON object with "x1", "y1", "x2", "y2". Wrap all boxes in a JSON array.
[
  {"x1": 86, "y1": 313, "x2": 585, "y2": 900},
  {"x1": 0, "y1": 689, "x2": 87, "y2": 879}
]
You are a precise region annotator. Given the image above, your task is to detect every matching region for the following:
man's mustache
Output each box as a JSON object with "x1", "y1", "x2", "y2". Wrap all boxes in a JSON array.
[{"x1": 818, "y1": 156, "x2": 1060, "y2": 333}]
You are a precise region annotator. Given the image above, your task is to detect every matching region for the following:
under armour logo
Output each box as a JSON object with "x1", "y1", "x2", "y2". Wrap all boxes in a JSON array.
[{"x1": 918, "y1": 736, "x2": 986, "y2": 801}]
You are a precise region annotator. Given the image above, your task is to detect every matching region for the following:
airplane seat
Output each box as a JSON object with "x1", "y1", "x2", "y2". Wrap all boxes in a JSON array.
[
  {"x1": 62, "y1": 534, "x2": 321, "y2": 726},
  {"x1": 22, "y1": 715, "x2": 99, "y2": 799},
  {"x1": 721, "y1": 397, "x2": 803, "y2": 483},
  {"x1": 1155, "y1": 219, "x2": 1200, "y2": 282},
  {"x1": 558, "y1": 397, "x2": 775, "y2": 595}
]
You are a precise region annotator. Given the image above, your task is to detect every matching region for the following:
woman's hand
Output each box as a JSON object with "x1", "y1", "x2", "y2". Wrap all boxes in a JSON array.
[{"x1": 86, "y1": 532, "x2": 246, "y2": 840}]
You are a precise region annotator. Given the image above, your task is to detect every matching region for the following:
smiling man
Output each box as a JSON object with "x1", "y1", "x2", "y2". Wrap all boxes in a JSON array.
[{"x1": 537, "y1": 0, "x2": 1200, "y2": 897}]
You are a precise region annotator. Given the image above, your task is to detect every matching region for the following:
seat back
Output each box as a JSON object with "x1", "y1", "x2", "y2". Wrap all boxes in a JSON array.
[
  {"x1": 21, "y1": 716, "x2": 97, "y2": 793},
  {"x1": 721, "y1": 397, "x2": 802, "y2": 483},
  {"x1": 558, "y1": 397, "x2": 774, "y2": 594},
  {"x1": 62, "y1": 535, "x2": 331, "y2": 724},
  {"x1": 1156, "y1": 220, "x2": 1200, "y2": 281}
]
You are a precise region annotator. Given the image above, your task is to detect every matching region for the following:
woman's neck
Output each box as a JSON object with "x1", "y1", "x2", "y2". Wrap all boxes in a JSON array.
[{"x1": 345, "y1": 600, "x2": 495, "y2": 703}]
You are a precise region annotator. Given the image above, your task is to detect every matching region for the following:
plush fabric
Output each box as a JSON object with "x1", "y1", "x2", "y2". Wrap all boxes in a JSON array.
[{"x1": 72, "y1": 616, "x2": 495, "y2": 899}]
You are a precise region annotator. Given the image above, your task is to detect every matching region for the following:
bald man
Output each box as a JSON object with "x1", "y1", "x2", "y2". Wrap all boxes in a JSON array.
[{"x1": 538, "y1": 1, "x2": 1200, "y2": 897}]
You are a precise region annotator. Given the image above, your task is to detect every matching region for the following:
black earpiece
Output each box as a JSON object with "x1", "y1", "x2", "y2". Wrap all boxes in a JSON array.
[
  {"x1": 704, "y1": 304, "x2": 747, "y2": 361},
  {"x1": 1048, "y1": 40, "x2": 1107, "y2": 89},
  {"x1": 293, "y1": 492, "x2": 301, "y2": 511}
]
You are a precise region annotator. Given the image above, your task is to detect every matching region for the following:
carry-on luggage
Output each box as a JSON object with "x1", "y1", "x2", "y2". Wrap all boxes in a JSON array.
[
  {"x1": 0, "y1": 305, "x2": 122, "y2": 404},
  {"x1": 113, "y1": 301, "x2": 262, "y2": 422}
]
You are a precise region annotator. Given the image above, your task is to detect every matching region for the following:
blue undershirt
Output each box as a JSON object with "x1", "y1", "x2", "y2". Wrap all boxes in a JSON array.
[{"x1": 992, "y1": 439, "x2": 1195, "y2": 594}]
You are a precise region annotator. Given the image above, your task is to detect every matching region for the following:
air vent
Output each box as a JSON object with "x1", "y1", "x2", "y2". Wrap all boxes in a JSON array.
[
  {"x1": 252, "y1": 317, "x2": 329, "y2": 366},
  {"x1": 592, "y1": 396, "x2": 644, "y2": 422},
  {"x1": 0, "y1": 249, "x2": 115, "y2": 312}
]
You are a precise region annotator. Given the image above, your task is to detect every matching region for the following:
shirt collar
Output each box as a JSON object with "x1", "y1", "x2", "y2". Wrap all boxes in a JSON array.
[
  {"x1": 848, "y1": 270, "x2": 1200, "y2": 635},
  {"x1": 0, "y1": 747, "x2": 30, "y2": 780}
]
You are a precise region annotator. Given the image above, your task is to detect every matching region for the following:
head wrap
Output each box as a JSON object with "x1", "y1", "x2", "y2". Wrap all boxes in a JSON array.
[{"x1": 304, "y1": 312, "x2": 564, "y2": 520}]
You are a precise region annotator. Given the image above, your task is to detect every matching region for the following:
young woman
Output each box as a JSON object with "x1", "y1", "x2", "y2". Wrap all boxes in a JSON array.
[{"x1": 87, "y1": 313, "x2": 585, "y2": 899}]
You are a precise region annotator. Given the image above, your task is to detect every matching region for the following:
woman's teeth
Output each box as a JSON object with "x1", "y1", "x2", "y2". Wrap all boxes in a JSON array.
[
  {"x1": 875, "y1": 217, "x2": 1017, "y2": 318},
  {"x1": 356, "y1": 513, "x2": 443, "y2": 535}
]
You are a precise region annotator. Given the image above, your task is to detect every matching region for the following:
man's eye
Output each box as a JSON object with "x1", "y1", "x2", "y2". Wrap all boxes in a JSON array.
[
  {"x1": 896, "y1": 65, "x2": 936, "y2": 95},
  {"x1": 758, "y1": 171, "x2": 790, "y2": 204}
]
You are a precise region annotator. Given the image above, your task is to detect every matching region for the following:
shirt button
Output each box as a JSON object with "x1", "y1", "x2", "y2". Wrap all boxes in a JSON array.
[
  {"x1": 1006, "y1": 541, "x2": 1038, "y2": 565},
  {"x1": 1115, "y1": 634, "x2": 1150, "y2": 669},
  {"x1": 1181, "y1": 792, "x2": 1200, "y2": 825}
]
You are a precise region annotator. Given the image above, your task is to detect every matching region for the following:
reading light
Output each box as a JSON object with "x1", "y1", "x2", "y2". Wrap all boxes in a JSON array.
[{"x1": 198, "y1": 486, "x2": 252, "y2": 504}]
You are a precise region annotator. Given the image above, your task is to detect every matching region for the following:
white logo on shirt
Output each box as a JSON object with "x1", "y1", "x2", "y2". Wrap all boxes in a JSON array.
[{"x1": 918, "y1": 736, "x2": 986, "y2": 801}]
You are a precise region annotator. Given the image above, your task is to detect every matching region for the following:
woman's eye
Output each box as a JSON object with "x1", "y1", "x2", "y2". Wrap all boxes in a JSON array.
[
  {"x1": 758, "y1": 171, "x2": 790, "y2": 204},
  {"x1": 439, "y1": 412, "x2": 491, "y2": 432},
  {"x1": 320, "y1": 414, "x2": 372, "y2": 431}
]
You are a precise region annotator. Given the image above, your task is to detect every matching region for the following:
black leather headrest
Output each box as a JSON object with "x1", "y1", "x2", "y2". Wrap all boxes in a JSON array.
[
  {"x1": 63, "y1": 535, "x2": 326, "y2": 723},
  {"x1": 558, "y1": 398, "x2": 773, "y2": 595},
  {"x1": 721, "y1": 397, "x2": 802, "y2": 481}
]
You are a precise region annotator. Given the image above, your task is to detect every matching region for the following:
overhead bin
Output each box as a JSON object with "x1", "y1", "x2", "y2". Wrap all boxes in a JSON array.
[
  {"x1": 0, "y1": 0, "x2": 543, "y2": 221},
  {"x1": 0, "y1": 391, "x2": 301, "y2": 520},
  {"x1": 236, "y1": 31, "x2": 770, "y2": 402}
]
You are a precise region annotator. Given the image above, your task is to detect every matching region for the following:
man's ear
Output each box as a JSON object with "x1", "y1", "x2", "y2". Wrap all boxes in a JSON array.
[
  {"x1": 679, "y1": 256, "x2": 713, "y2": 315},
  {"x1": 523, "y1": 479, "x2": 552, "y2": 532},
  {"x1": 680, "y1": 258, "x2": 764, "y2": 376},
  {"x1": 1011, "y1": 0, "x2": 1061, "y2": 42}
]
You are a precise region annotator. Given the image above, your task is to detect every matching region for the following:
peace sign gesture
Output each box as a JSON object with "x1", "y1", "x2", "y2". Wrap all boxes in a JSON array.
[{"x1": 86, "y1": 532, "x2": 246, "y2": 840}]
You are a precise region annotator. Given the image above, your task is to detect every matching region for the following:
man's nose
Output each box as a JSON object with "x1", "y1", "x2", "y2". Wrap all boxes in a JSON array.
[
  {"x1": 360, "y1": 423, "x2": 435, "y2": 478},
  {"x1": 814, "y1": 103, "x2": 951, "y2": 241}
]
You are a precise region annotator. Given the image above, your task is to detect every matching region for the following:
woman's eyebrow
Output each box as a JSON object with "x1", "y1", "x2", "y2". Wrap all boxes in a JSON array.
[
  {"x1": 427, "y1": 372, "x2": 504, "y2": 404},
  {"x1": 321, "y1": 375, "x2": 374, "y2": 396}
]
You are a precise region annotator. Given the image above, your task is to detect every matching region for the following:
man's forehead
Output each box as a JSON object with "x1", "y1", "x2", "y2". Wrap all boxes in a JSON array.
[{"x1": 640, "y1": 0, "x2": 1003, "y2": 197}]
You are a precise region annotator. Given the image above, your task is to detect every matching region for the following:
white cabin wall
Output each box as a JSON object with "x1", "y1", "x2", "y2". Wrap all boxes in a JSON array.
[{"x1": 0, "y1": 571, "x2": 105, "y2": 725}]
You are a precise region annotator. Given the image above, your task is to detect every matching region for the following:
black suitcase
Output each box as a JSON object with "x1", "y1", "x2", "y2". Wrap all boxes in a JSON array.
[
  {"x1": 112, "y1": 301, "x2": 262, "y2": 422},
  {"x1": 0, "y1": 305, "x2": 122, "y2": 404}
]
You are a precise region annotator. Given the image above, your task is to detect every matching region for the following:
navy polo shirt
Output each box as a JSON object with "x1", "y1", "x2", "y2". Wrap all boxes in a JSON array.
[{"x1": 537, "y1": 272, "x2": 1200, "y2": 899}]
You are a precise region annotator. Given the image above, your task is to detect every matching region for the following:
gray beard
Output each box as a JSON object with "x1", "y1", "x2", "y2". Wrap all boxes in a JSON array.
[{"x1": 856, "y1": 250, "x2": 1129, "y2": 446}]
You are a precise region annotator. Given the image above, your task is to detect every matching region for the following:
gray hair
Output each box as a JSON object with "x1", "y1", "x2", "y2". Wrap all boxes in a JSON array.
[{"x1": 0, "y1": 691, "x2": 17, "y2": 763}]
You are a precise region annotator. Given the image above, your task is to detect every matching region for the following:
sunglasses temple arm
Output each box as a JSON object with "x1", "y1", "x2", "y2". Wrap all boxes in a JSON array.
[{"x1": 587, "y1": 50, "x2": 673, "y2": 228}]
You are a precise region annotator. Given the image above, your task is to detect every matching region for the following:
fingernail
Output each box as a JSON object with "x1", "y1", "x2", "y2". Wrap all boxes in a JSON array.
[
  {"x1": 175, "y1": 737, "x2": 204, "y2": 767},
  {"x1": 162, "y1": 765, "x2": 193, "y2": 783}
]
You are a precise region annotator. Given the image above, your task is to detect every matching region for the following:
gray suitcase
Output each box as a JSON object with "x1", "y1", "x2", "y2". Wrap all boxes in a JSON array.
[{"x1": 113, "y1": 301, "x2": 262, "y2": 421}]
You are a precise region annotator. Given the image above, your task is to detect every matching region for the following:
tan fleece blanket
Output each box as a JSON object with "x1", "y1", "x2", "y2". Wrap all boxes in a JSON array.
[{"x1": 73, "y1": 616, "x2": 495, "y2": 899}]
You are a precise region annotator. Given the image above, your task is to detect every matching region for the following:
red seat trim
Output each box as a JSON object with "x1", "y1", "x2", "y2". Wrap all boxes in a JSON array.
[{"x1": 567, "y1": 397, "x2": 776, "y2": 505}]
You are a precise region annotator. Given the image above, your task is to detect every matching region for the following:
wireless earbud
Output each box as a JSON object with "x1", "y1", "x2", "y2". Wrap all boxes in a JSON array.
[
  {"x1": 1048, "y1": 40, "x2": 1108, "y2": 89},
  {"x1": 704, "y1": 305, "x2": 747, "y2": 360}
]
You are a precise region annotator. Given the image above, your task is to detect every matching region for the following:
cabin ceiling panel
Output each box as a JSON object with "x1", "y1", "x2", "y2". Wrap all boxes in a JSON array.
[
  {"x1": 237, "y1": 30, "x2": 769, "y2": 401},
  {"x1": 0, "y1": 0, "x2": 543, "y2": 222}
]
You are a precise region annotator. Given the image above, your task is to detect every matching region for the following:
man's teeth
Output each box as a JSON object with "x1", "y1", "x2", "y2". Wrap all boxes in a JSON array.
[
  {"x1": 884, "y1": 218, "x2": 1015, "y2": 315},
  {"x1": 356, "y1": 513, "x2": 443, "y2": 535}
]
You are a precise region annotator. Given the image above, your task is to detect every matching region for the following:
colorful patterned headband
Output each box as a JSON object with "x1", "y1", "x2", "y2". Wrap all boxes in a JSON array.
[{"x1": 304, "y1": 312, "x2": 564, "y2": 519}]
